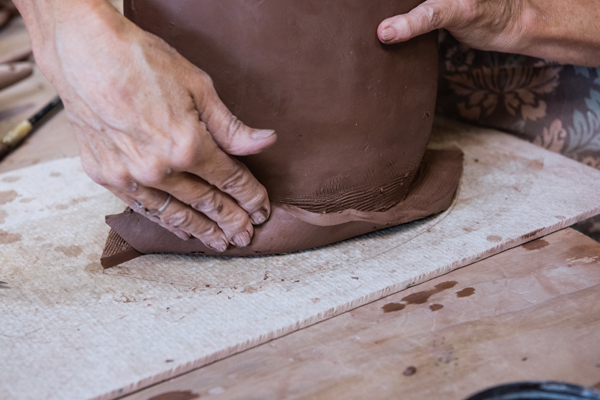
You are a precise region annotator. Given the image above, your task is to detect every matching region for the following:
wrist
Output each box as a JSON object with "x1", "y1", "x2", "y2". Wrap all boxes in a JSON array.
[{"x1": 14, "y1": 0, "x2": 124, "y2": 66}]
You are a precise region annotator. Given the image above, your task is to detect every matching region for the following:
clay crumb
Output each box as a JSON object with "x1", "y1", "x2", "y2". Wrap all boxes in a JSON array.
[{"x1": 403, "y1": 366, "x2": 417, "y2": 376}]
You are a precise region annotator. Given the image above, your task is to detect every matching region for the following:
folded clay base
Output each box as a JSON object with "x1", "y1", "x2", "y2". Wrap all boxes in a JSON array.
[{"x1": 101, "y1": 147, "x2": 463, "y2": 268}]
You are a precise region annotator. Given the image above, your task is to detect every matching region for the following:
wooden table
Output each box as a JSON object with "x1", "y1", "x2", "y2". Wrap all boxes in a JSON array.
[
  {"x1": 113, "y1": 228, "x2": 600, "y2": 400},
  {"x1": 2, "y1": 15, "x2": 600, "y2": 400}
]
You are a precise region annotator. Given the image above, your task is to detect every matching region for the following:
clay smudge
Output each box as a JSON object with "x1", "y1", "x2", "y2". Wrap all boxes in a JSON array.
[
  {"x1": 382, "y1": 302, "x2": 406, "y2": 313},
  {"x1": 49, "y1": 172, "x2": 61, "y2": 177},
  {"x1": 429, "y1": 304, "x2": 444, "y2": 312},
  {"x1": 19, "y1": 198, "x2": 34, "y2": 203},
  {"x1": 55, "y1": 245, "x2": 82, "y2": 257},
  {"x1": 241, "y1": 286, "x2": 258, "y2": 294},
  {"x1": 0, "y1": 190, "x2": 18, "y2": 205},
  {"x1": 401, "y1": 281, "x2": 458, "y2": 305},
  {"x1": 147, "y1": 391, "x2": 200, "y2": 400},
  {"x1": 456, "y1": 287, "x2": 475, "y2": 298},
  {"x1": 486, "y1": 235, "x2": 502, "y2": 243},
  {"x1": 520, "y1": 228, "x2": 543, "y2": 241},
  {"x1": 522, "y1": 239, "x2": 549, "y2": 251},
  {"x1": 0, "y1": 229, "x2": 21, "y2": 244},
  {"x1": 0, "y1": 209, "x2": 7, "y2": 224},
  {"x1": 1, "y1": 175, "x2": 20, "y2": 183},
  {"x1": 403, "y1": 366, "x2": 417, "y2": 376}
]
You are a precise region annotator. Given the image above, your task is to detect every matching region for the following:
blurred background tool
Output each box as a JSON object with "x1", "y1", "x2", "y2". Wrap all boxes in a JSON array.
[{"x1": 0, "y1": 95, "x2": 62, "y2": 160}]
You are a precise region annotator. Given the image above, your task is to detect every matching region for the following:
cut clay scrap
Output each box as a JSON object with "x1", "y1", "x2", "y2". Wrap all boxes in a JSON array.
[{"x1": 101, "y1": 0, "x2": 463, "y2": 267}]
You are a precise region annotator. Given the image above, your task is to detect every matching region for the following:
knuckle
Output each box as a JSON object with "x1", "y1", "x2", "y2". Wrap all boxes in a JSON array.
[
  {"x1": 106, "y1": 169, "x2": 132, "y2": 189},
  {"x1": 197, "y1": 69, "x2": 214, "y2": 88},
  {"x1": 163, "y1": 209, "x2": 196, "y2": 230},
  {"x1": 133, "y1": 161, "x2": 169, "y2": 186},
  {"x1": 191, "y1": 190, "x2": 221, "y2": 214},
  {"x1": 226, "y1": 115, "x2": 244, "y2": 137},
  {"x1": 421, "y1": 5, "x2": 442, "y2": 30},
  {"x1": 171, "y1": 143, "x2": 199, "y2": 169},
  {"x1": 82, "y1": 164, "x2": 106, "y2": 186},
  {"x1": 220, "y1": 165, "x2": 250, "y2": 192}
]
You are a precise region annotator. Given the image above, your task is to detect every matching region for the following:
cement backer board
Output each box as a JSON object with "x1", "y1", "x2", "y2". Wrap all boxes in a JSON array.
[{"x1": 1, "y1": 123, "x2": 600, "y2": 400}]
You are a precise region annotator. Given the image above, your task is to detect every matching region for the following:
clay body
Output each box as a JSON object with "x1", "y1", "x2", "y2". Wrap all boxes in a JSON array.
[{"x1": 101, "y1": 0, "x2": 463, "y2": 266}]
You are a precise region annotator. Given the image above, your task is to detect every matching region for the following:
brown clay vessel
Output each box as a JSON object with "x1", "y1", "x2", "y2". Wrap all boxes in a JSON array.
[{"x1": 101, "y1": 0, "x2": 463, "y2": 267}]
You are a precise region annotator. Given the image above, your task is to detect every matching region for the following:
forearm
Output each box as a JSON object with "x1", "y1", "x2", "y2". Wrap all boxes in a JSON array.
[
  {"x1": 12, "y1": 0, "x2": 123, "y2": 66},
  {"x1": 519, "y1": 0, "x2": 600, "y2": 66}
]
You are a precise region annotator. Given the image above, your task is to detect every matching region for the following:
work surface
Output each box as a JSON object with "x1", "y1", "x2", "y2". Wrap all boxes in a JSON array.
[{"x1": 2, "y1": 119, "x2": 600, "y2": 400}]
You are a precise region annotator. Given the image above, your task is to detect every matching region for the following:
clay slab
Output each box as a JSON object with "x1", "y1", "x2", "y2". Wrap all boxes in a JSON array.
[{"x1": 2, "y1": 119, "x2": 600, "y2": 400}]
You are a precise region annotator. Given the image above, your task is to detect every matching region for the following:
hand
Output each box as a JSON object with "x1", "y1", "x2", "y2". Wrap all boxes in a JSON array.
[
  {"x1": 28, "y1": 1, "x2": 277, "y2": 252},
  {"x1": 378, "y1": 0, "x2": 525, "y2": 53},
  {"x1": 377, "y1": 0, "x2": 600, "y2": 67}
]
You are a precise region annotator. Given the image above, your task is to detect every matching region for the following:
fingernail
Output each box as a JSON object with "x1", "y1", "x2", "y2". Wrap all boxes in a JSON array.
[
  {"x1": 250, "y1": 207, "x2": 269, "y2": 225},
  {"x1": 231, "y1": 231, "x2": 251, "y2": 247},
  {"x1": 207, "y1": 239, "x2": 228, "y2": 252},
  {"x1": 175, "y1": 231, "x2": 190, "y2": 241},
  {"x1": 381, "y1": 26, "x2": 396, "y2": 42},
  {"x1": 251, "y1": 129, "x2": 276, "y2": 140}
]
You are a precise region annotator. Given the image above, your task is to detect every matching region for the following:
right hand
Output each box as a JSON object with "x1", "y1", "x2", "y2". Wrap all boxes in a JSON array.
[{"x1": 29, "y1": 1, "x2": 277, "y2": 252}]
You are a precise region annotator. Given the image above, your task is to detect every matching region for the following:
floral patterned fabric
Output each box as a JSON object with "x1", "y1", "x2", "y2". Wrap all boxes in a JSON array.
[{"x1": 436, "y1": 30, "x2": 600, "y2": 241}]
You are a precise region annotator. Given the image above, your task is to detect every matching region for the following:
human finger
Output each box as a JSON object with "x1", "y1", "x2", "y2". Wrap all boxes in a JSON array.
[
  {"x1": 150, "y1": 171, "x2": 255, "y2": 247},
  {"x1": 378, "y1": 0, "x2": 459, "y2": 44},
  {"x1": 121, "y1": 185, "x2": 230, "y2": 252},
  {"x1": 171, "y1": 121, "x2": 271, "y2": 226},
  {"x1": 190, "y1": 70, "x2": 277, "y2": 156},
  {"x1": 108, "y1": 188, "x2": 191, "y2": 241}
]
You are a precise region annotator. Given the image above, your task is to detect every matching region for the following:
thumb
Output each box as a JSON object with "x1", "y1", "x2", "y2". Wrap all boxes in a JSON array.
[
  {"x1": 192, "y1": 72, "x2": 277, "y2": 156},
  {"x1": 378, "y1": 0, "x2": 455, "y2": 44}
]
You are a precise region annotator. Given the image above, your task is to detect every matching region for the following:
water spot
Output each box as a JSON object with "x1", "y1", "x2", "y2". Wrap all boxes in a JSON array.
[
  {"x1": 401, "y1": 281, "x2": 458, "y2": 305},
  {"x1": 0, "y1": 229, "x2": 21, "y2": 244},
  {"x1": 429, "y1": 304, "x2": 444, "y2": 312},
  {"x1": 49, "y1": 172, "x2": 61, "y2": 177},
  {"x1": 522, "y1": 357, "x2": 528, "y2": 361},
  {"x1": 1, "y1": 176, "x2": 20, "y2": 183},
  {"x1": 382, "y1": 303, "x2": 406, "y2": 313},
  {"x1": 522, "y1": 239, "x2": 549, "y2": 251},
  {"x1": 55, "y1": 245, "x2": 82, "y2": 257},
  {"x1": 147, "y1": 391, "x2": 200, "y2": 400},
  {"x1": 456, "y1": 287, "x2": 476, "y2": 298},
  {"x1": 403, "y1": 366, "x2": 417, "y2": 376},
  {"x1": 486, "y1": 235, "x2": 502, "y2": 243},
  {"x1": 0, "y1": 190, "x2": 18, "y2": 205}
]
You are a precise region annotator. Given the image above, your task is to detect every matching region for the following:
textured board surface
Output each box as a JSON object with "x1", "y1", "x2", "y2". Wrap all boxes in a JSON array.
[{"x1": 2, "y1": 124, "x2": 600, "y2": 400}]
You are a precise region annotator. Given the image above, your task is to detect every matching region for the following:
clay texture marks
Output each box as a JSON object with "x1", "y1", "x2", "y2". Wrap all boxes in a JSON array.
[{"x1": 125, "y1": 0, "x2": 438, "y2": 213}]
